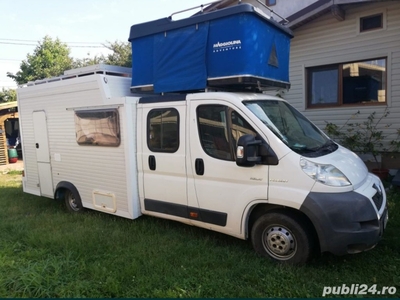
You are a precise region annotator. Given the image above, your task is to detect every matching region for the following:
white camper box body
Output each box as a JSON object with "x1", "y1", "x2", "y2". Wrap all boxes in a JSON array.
[
  {"x1": 17, "y1": 65, "x2": 141, "y2": 219},
  {"x1": 18, "y1": 64, "x2": 387, "y2": 264}
]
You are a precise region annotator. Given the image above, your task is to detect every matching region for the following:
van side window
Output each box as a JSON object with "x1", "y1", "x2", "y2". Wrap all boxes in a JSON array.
[
  {"x1": 75, "y1": 109, "x2": 120, "y2": 146},
  {"x1": 231, "y1": 111, "x2": 257, "y2": 148},
  {"x1": 197, "y1": 105, "x2": 257, "y2": 161},
  {"x1": 198, "y1": 105, "x2": 232, "y2": 160},
  {"x1": 147, "y1": 108, "x2": 179, "y2": 152}
]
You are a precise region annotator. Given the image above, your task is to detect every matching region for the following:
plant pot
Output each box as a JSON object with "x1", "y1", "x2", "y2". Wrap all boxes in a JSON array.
[
  {"x1": 8, "y1": 148, "x2": 18, "y2": 164},
  {"x1": 371, "y1": 168, "x2": 389, "y2": 181}
]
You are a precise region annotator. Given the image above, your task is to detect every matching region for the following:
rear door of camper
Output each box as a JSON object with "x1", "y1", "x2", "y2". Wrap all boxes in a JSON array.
[{"x1": 32, "y1": 110, "x2": 54, "y2": 197}]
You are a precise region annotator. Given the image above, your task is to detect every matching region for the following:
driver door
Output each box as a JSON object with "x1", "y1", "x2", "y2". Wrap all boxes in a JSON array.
[{"x1": 187, "y1": 100, "x2": 270, "y2": 236}]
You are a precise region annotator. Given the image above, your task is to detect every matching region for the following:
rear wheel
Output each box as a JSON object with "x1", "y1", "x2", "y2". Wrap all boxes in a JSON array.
[
  {"x1": 251, "y1": 211, "x2": 314, "y2": 264},
  {"x1": 64, "y1": 189, "x2": 84, "y2": 213}
]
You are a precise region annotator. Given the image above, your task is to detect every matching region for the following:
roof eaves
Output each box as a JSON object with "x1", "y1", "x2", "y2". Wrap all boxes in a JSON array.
[
  {"x1": 286, "y1": 0, "x2": 333, "y2": 29},
  {"x1": 200, "y1": 0, "x2": 237, "y2": 13},
  {"x1": 0, "y1": 102, "x2": 18, "y2": 111},
  {"x1": 286, "y1": 0, "x2": 384, "y2": 30}
]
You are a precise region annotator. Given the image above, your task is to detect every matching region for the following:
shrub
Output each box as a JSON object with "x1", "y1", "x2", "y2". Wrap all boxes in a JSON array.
[{"x1": 325, "y1": 108, "x2": 400, "y2": 169}]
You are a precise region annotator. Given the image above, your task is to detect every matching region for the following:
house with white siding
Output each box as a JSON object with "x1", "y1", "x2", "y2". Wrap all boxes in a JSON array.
[
  {"x1": 205, "y1": 0, "x2": 400, "y2": 168},
  {"x1": 204, "y1": 0, "x2": 317, "y2": 20},
  {"x1": 203, "y1": 0, "x2": 314, "y2": 23}
]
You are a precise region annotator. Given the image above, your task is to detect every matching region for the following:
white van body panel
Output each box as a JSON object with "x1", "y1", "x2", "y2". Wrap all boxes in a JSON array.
[
  {"x1": 268, "y1": 151, "x2": 315, "y2": 210},
  {"x1": 308, "y1": 145, "x2": 369, "y2": 193},
  {"x1": 187, "y1": 98, "x2": 269, "y2": 238},
  {"x1": 17, "y1": 69, "x2": 141, "y2": 220},
  {"x1": 139, "y1": 101, "x2": 188, "y2": 209}
]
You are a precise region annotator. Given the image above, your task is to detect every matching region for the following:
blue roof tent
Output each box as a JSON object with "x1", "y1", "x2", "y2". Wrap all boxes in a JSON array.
[{"x1": 128, "y1": 3, "x2": 293, "y2": 93}]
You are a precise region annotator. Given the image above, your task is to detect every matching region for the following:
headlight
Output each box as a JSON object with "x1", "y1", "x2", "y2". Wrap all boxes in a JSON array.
[{"x1": 300, "y1": 158, "x2": 351, "y2": 187}]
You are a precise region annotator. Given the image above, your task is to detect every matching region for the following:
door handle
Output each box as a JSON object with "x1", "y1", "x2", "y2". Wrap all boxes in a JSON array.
[
  {"x1": 148, "y1": 155, "x2": 156, "y2": 171},
  {"x1": 195, "y1": 158, "x2": 204, "y2": 176},
  {"x1": 35, "y1": 143, "x2": 39, "y2": 149}
]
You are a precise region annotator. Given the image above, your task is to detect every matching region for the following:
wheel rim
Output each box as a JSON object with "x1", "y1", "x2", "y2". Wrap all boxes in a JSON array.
[
  {"x1": 67, "y1": 192, "x2": 80, "y2": 211},
  {"x1": 262, "y1": 225, "x2": 297, "y2": 260}
]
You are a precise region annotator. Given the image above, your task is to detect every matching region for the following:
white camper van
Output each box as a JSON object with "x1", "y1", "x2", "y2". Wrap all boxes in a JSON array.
[{"x1": 17, "y1": 64, "x2": 388, "y2": 264}]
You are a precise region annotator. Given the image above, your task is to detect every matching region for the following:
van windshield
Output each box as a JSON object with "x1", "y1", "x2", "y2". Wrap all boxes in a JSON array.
[{"x1": 244, "y1": 100, "x2": 337, "y2": 157}]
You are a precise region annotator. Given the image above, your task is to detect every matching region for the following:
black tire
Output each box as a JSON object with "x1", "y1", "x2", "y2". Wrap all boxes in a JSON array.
[
  {"x1": 251, "y1": 211, "x2": 314, "y2": 264},
  {"x1": 64, "y1": 189, "x2": 84, "y2": 213}
]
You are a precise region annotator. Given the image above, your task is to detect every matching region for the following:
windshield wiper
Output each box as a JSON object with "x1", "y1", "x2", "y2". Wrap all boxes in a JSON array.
[
  {"x1": 311, "y1": 140, "x2": 338, "y2": 153},
  {"x1": 288, "y1": 143, "x2": 315, "y2": 153},
  {"x1": 292, "y1": 147, "x2": 316, "y2": 154},
  {"x1": 293, "y1": 141, "x2": 337, "y2": 157}
]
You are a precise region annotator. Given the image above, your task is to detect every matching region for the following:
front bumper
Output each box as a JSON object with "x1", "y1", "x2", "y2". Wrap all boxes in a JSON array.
[{"x1": 300, "y1": 174, "x2": 387, "y2": 256}]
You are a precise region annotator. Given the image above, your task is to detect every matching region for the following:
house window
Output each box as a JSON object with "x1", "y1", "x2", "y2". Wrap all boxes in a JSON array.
[
  {"x1": 360, "y1": 13, "x2": 383, "y2": 32},
  {"x1": 307, "y1": 58, "x2": 386, "y2": 108},
  {"x1": 75, "y1": 109, "x2": 120, "y2": 146},
  {"x1": 147, "y1": 108, "x2": 179, "y2": 153},
  {"x1": 266, "y1": 0, "x2": 276, "y2": 6}
]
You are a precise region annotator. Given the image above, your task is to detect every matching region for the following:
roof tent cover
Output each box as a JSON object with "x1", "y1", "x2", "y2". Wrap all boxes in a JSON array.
[{"x1": 129, "y1": 4, "x2": 293, "y2": 93}]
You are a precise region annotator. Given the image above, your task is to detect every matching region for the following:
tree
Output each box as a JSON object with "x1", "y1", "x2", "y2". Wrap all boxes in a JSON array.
[
  {"x1": 0, "y1": 88, "x2": 16, "y2": 103},
  {"x1": 7, "y1": 36, "x2": 73, "y2": 85},
  {"x1": 71, "y1": 41, "x2": 131, "y2": 69},
  {"x1": 72, "y1": 53, "x2": 104, "y2": 69},
  {"x1": 102, "y1": 41, "x2": 132, "y2": 67},
  {"x1": 6, "y1": 36, "x2": 131, "y2": 85}
]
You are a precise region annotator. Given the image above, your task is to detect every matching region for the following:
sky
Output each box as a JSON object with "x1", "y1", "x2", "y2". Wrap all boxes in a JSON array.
[{"x1": 0, "y1": 0, "x2": 213, "y2": 89}]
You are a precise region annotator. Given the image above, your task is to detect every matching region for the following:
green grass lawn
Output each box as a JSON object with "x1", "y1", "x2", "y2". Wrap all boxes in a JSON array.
[{"x1": 0, "y1": 172, "x2": 399, "y2": 298}]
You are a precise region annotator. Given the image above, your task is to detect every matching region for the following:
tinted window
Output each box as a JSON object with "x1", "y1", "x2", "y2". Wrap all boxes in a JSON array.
[
  {"x1": 197, "y1": 105, "x2": 257, "y2": 161},
  {"x1": 231, "y1": 111, "x2": 257, "y2": 148},
  {"x1": 198, "y1": 105, "x2": 232, "y2": 160},
  {"x1": 75, "y1": 109, "x2": 120, "y2": 147},
  {"x1": 307, "y1": 58, "x2": 386, "y2": 107},
  {"x1": 360, "y1": 14, "x2": 383, "y2": 32},
  {"x1": 245, "y1": 100, "x2": 331, "y2": 156},
  {"x1": 148, "y1": 108, "x2": 179, "y2": 152}
]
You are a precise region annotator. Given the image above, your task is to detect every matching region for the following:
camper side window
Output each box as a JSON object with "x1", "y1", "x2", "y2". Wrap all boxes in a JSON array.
[
  {"x1": 74, "y1": 109, "x2": 120, "y2": 146},
  {"x1": 147, "y1": 108, "x2": 179, "y2": 153}
]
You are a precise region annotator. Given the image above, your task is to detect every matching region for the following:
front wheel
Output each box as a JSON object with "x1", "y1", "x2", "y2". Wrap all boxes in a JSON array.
[
  {"x1": 64, "y1": 189, "x2": 84, "y2": 213},
  {"x1": 251, "y1": 211, "x2": 314, "y2": 264}
]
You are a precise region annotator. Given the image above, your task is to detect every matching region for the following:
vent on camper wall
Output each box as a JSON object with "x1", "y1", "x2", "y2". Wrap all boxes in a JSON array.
[
  {"x1": 128, "y1": 3, "x2": 293, "y2": 94},
  {"x1": 25, "y1": 64, "x2": 131, "y2": 87}
]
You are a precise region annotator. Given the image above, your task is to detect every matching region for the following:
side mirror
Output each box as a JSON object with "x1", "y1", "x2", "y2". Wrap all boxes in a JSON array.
[
  {"x1": 236, "y1": 134, "x2": 279, "y2": 167},
  {"x1": 236, "y1": 135, "x2": 262, "y2": 167}
]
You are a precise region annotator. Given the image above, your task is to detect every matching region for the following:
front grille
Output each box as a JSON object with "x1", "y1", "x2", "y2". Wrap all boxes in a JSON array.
[{"x1": 372, "y1": 183, "x2": 383, "y2": 211}]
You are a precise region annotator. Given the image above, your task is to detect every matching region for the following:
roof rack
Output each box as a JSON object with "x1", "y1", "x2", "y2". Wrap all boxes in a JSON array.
[
  {"x1": 24, "y1": 64, "x2": 131, "y2": 87},
  {"x1": 131, "y1": 74, "x2": 290, "y2": 94}
]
